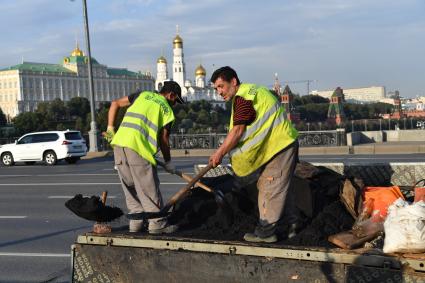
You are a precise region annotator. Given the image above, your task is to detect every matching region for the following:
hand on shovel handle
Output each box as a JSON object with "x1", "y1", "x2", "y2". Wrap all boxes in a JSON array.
[{"x1": 156, "y1": 160, "x2": 213, "y2": 193}]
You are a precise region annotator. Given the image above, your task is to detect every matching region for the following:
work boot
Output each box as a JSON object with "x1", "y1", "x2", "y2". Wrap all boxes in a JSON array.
[
  {"x1": 244, "y1": 223, "x2": 278, "y2": 243},
  {"x1": 243, "y1": 232, "x2": 278, "y2": 243},
  {"x1": 148, "y1": 217, "x2": 178, "y2": 234},
  {"x1": 129, "y1": 219, "x2": 145, "y2": 233},
  {"x1": 149, "y1": 224, "x2": 178, "y2": 235},
  {"x1": 287, "y1": 223, "x2": 298, "y2": 239}
]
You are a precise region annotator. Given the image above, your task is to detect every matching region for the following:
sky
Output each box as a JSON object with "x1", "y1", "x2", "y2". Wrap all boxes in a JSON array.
[{"x1": 1, "y1": 0, "x2": 424, "y2": 98}]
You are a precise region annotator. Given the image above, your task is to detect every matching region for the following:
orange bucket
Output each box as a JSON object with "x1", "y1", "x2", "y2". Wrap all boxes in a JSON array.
[{"x1": 362, "y1": 186, "x2": 405, "y2": 220}]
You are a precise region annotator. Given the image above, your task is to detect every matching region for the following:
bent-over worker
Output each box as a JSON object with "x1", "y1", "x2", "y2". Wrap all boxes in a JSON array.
[
  {"x1": 209, "y1": 66, "x2": 299, "y2": 243},
  {"x1": 105, "y1": 81, "x2": 184, "y2": 234}
]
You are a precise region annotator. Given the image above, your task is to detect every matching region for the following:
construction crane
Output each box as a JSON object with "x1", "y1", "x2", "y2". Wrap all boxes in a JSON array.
[{"x1": 283, "y1": 80, "x2": 317, "y2": 96}]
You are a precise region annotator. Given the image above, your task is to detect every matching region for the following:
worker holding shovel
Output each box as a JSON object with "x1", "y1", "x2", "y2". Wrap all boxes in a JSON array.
[
  {"x1": 105, "y1": 81, "x2": 184, "y2": 234},
  {"x1": 209, "y1": 66, "x2": 299, "y2": 243}
]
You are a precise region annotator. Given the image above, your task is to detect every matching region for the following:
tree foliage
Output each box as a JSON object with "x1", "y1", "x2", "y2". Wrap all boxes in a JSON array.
[
  {"x1": 0, "y1": 107, "x2": 7, "y2": 126},
  {"x1": 9, "y1": 92, "x2": 398, "y2": 137}
]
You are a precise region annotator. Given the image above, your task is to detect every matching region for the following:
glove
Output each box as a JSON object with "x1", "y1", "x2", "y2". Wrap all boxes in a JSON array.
[
  {"x1": 164, "y1": 161, "x2": 176, "y2": 174},
  {"x1": 103, "y1": 126, "x2": 115, "y2": 143}
]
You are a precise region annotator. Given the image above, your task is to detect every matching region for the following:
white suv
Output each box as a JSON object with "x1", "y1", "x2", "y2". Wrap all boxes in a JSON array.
[{"x1": 0, "y1": 130, "x2": 87, "y2": 166}]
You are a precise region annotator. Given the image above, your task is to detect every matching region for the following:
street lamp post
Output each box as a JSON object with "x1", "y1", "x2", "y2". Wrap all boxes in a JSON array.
[{"x1": 81, "y1": 0, "x2": 98, "y2": 152}]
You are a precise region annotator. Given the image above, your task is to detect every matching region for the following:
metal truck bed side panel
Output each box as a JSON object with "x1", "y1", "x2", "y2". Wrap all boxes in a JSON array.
[{"x1": 71, "y1": 235, "x2": 425, "y2": 283}]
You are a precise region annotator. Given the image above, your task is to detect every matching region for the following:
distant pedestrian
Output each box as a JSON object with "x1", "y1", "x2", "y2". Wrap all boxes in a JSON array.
[{"x1": 209, "y1": 66, "x2": 299, "y2": 243}]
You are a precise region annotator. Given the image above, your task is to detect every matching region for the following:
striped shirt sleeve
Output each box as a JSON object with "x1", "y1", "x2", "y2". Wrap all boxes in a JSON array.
[{"x1": 233, "y1": 96, "x2": 256, "y2": 126}]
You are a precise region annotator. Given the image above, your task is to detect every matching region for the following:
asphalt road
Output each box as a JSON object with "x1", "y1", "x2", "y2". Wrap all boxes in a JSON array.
[{"x1": 1, "y1": 153, "x2": 425, "y2": 282}]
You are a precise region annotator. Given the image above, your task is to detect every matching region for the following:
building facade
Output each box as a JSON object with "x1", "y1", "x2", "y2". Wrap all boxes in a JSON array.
[
  {"x1": 312, "y1": 86, "x2": 386, "y2": 103},
  {"x1": 0, "y1": 45, "x2": 154, "y2": 120},
  {"x1": 155, "y1": 29, "x2": 224, "y2": 106}
]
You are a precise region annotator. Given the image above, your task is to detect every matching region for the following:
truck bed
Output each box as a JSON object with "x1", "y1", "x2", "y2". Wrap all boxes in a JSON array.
[{"x1": 72, "y1": 232, "x2": 425, "y2": 283}]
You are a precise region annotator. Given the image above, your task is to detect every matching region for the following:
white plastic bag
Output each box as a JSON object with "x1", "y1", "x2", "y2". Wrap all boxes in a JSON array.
[{"x1": 383, "y1": 199, "x2": 425, "y2": 253}]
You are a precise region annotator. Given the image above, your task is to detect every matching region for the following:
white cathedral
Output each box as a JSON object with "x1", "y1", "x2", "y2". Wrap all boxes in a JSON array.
[{"x1": 155, "y1": 30, "x2": 225, "y2": 107}]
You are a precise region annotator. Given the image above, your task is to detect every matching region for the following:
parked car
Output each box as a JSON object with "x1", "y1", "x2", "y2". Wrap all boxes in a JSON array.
[{"x1": 0, "y1": 130, "x2": 87, "y2": 166}]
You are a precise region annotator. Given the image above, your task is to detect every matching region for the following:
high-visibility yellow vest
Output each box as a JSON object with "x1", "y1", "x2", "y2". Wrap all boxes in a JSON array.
[
  {"x1": 111, "y1": 91, "x2": 175, "y2": 165},
  {"x1": 229, "y1": 83, "x2": 298, "y2": 176}
]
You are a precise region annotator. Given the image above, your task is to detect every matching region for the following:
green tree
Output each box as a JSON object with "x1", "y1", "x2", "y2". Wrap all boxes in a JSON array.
[
  {"x1": 176, "y1": 109, "x2": 187, "y2": 120},
  {"x1": 12, "y1": 112, "x2": 43, "y2": 135},
  {"x1": 49, "y1": 98, "x2": 67, "y2": 121},
  {"x1": 196, "y1": 109, "x2": 210, "y2": 124},
  {"x1": 0, "y1": 107, "x2": 7, "y2": 126},
  {"x1": 75, "y1": 117, "x2": 85, "y2": 131},
  {"x1": 67, "y1": 97, "x2": 91, "y2": 119},
  {"x1": 96, "y1": 103, "x2": 110, "y2": 132}
]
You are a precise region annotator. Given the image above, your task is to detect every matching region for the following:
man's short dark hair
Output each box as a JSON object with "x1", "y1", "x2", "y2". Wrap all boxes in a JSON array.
[
  {"x1": 160, "y1": 81, "x2": 184, "y2": 104},
  {"x1": 210, "y1": 66, "x2": 240, "y2": 85}
]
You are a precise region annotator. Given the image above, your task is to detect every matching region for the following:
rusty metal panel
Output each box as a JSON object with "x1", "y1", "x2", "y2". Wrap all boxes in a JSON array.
[
  {"x1": 72, "y1": 243, "x2": 425, "y2": 283},
  {"x1": 72, "y1": 244, "x2": 346, "y2": 283}
]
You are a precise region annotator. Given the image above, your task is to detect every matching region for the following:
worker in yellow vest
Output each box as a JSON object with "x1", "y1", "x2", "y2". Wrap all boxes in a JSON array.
[
  {"x1": 209, "y1": 66, "x2": 299, "y2": 243},
  {"x1": 105, "y1": 81, "x2": 184, "y2": 234}
]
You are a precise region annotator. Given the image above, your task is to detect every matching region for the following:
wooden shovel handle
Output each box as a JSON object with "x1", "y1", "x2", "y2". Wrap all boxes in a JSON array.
[
  {"x1": 161, "y1": 164, "x2": 213, "y2": 212},
  {"x1": 156, "y1": 160, "x2": 213, "y2": 193},
  {"x1": 101, "y1": 191, "x2": 108, "y2": 205}
]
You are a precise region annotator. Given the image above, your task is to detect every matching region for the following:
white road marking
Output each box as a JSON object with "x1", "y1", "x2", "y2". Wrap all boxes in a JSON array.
[
  {"x1": 0, "y1": 252, "x2": 70, "y2": 257},
  {"x1": 0, "y1": 182, "x2": 186, "y2": 186},
  {"x1": 48, "y1": 196, "x2": 117, "y2": 199},
  {"x1": 0, "y1": 216, "x2": 27, "y2": 219}
]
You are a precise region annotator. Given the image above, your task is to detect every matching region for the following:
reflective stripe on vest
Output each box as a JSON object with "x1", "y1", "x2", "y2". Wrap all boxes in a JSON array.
[
  {"x1": 124, "y1": 112, "x2": 158, "y2": 133},
  {"x1": 237, "y1": 101, "x2": 282, "y2": 143},
  {"x1": 120, "y1": 121, "x2": 157, "y2": 149},
  {"x1": 229, "y1": 108, "x2": 286, "y2": 157},
  {"x1": 111, "y1": 91, "x2": 175, "y2": 165},
  {"x1": 228, "y1": 83, "x2": 298, "y2": 176}
]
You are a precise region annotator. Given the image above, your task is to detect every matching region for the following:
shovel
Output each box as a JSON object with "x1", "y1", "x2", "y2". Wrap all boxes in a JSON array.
[
  {"x1": 156, "y1": 160, "x2": 234, "y2": 222},
  {"x1": 128, "y1": 163, "x2": 214, "y2": 220}
]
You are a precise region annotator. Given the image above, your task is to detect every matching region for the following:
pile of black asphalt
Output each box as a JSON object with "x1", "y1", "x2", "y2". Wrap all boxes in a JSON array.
[{"x1": 169, "y1": 161, "x2": 355, "y2": 247}]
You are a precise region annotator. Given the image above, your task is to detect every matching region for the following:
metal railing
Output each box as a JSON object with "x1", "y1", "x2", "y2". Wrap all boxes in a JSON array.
[
  {"x1": 298, "y1": 129, "x2": 346, "y2": 147},
  {"x1": 170, "y1": 130, "x2": 346, "y2": 149}
]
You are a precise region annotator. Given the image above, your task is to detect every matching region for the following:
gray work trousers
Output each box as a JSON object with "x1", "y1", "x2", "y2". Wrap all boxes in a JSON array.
[
  {"x1": 113, "y1": 146, "x2": 165, "y2": 230},
  {"x1": 257, "y1": 140, "x2": 299, "y2": 226}
]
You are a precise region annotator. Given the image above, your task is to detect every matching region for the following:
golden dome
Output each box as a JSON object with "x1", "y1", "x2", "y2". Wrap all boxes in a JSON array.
[
  {"x1": 71, "y1": 46, "x2": 84, "y2": 57},
  {"x1": 157, "y1": 56, "x2": 167, "y2": 64},
  {"x1": 173, "y1": 35, "x2": 183, "y2": 48},
  {"x1": 173, "y1": 35, "x2": 183, "y2": 44},
  {"x1": 195, "y1": 64, "x2": 206, "y2": 76}
]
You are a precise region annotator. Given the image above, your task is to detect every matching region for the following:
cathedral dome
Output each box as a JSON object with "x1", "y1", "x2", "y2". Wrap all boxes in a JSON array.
[
  {"x1": 195, "y1": 64, "x2": 206, "y2": 76},
  {"x1": 173, "y1": 35, "x2": 183, "y2": 48},
  {"x1": 71, "y1": 45, "x2": 84, "y2": 57},
  {"x1": 157, "y1": 56, "x2": 167, "y2": 64}
]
